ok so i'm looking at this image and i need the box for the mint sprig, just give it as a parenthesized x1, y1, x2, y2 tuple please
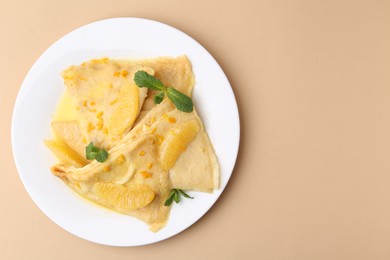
(164, 189, 194, 206)
(134, 71, 193, 113)
(85, 142, 108, 162)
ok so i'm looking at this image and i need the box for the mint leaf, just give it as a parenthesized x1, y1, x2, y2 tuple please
(178, 189, 194, 199)
(86, 142, 99, 160)
(168, 189, 176, 198)
(134, 71, 165, 91)
(173, 191, 180, 203)
(166, 87, 193, 112)
(164, 189, 194, 206)
(154, 91, 165, 104)
(95, 149, 108, 162)
(85, 142, 108, 162)
(164, 192, 174, 206)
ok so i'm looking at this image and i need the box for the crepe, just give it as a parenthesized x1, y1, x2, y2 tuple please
(46, 56, 219, 231)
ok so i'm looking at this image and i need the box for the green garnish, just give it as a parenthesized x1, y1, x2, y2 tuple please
(166, 87, 193, 112)
(85, 142, 108, 162)
(164, 189, 194, 206)
(154, 91, 165, 104)
(134, 71, 165, 91)
(134, 70, 193, 112)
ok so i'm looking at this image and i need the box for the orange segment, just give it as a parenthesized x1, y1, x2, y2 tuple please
(108, 81, 139, 135)
(44, 139, 88, 167)
(51, 121, 85, 157)
(94, 183, 155, 210)
(159, 120, 200, 170)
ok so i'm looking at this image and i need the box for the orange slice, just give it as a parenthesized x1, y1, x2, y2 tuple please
(159, 120, 200, 170)
(44, 139, 88, 167)
(94, 183, 155, 210)
(108, 81, 139, 135)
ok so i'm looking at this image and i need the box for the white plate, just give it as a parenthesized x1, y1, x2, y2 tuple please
(12, 18, 240, 246)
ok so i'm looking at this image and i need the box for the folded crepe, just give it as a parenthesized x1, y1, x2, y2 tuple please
(46, 56, 219, 231)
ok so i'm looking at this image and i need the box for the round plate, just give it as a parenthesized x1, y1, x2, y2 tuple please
(12, 18, 240, 246)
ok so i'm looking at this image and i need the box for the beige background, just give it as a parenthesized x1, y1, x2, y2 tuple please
(1, 0, 390, 259)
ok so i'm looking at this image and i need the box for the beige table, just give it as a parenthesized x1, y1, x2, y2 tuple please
(2, 0, 390, 259)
